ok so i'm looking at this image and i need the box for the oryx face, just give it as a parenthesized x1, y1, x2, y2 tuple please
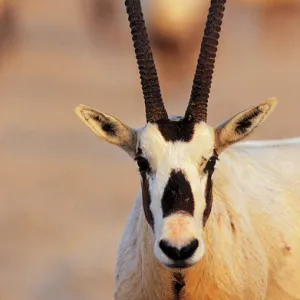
(137, 119, 215, 268)
(75, 0, 277, 269)
(75, 98, 277, 268)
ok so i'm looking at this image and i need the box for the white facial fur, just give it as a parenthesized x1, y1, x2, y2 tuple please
(138, 120, 215, 267)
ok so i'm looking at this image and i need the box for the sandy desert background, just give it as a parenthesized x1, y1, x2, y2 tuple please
(1, 0, 300, 299)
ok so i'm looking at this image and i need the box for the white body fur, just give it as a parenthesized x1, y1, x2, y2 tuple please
(115, 137, 300, 300)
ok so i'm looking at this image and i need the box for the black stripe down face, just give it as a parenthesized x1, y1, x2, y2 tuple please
(161, 170, 194, 217)
(136, 121, 217, 269)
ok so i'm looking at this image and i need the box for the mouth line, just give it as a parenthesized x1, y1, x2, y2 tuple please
(165, 260, 195, 269)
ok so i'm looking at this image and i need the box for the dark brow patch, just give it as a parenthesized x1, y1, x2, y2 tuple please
(156, 118, 195, 142)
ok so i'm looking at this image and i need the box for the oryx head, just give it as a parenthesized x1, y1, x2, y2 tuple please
(75, 0, 277, 269)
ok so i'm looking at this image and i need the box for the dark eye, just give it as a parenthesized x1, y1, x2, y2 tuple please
(204, 156, 217, 173)
(135, 156, 151, 173)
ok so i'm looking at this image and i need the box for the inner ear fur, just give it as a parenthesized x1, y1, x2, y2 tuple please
(75, 105, 137, 157)
(214, 98, 278, 154)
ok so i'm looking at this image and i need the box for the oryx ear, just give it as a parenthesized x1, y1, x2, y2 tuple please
(215, 98, 278, 154)
(75, 105, 137, 157)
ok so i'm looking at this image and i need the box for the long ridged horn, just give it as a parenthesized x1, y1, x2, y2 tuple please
(185, 0, 227, 122)
(125, 0, 168, 123)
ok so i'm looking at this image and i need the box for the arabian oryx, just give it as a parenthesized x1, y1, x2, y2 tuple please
(75, 0, 300, 299)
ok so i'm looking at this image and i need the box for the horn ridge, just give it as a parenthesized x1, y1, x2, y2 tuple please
(185, 0, 227, 123)
(125, 0, 168, 123)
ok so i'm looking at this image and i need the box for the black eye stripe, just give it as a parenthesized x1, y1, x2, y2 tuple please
(203, 154, 219, 173)
(203, 151, 218, 226)
(135, 148, 151, 173)
(136, 156, 151, 173)
(203, 172, 213, 226)
(204, 158, 216, 172)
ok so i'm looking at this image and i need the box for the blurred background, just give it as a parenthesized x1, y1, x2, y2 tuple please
(1, 0, 300, 299)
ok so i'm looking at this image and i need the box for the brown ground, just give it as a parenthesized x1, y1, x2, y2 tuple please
(1, 1, 300, 300)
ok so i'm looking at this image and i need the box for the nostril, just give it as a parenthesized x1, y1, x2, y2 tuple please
(180, 239, 199, 260)
(159, 239, 199, 261)
(159, 240, 180, 261)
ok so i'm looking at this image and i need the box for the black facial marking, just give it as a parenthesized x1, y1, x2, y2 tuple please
(135, 156, 151, 174)
(173, 272, 185, 300)
(101, 121, 116, 136)
(203, 172, 213, 226)
(162, 170, 194, 217)
(136, 148, 154, 229)
(160, 239, 198, 261)
(135, 148, 151, 174)
(141, 172, 154, 229)
(235, 107, 262, 135)
(203, 152, 218, 226)
(156, 118, 195, 142)
(204, 156, 217, 173)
